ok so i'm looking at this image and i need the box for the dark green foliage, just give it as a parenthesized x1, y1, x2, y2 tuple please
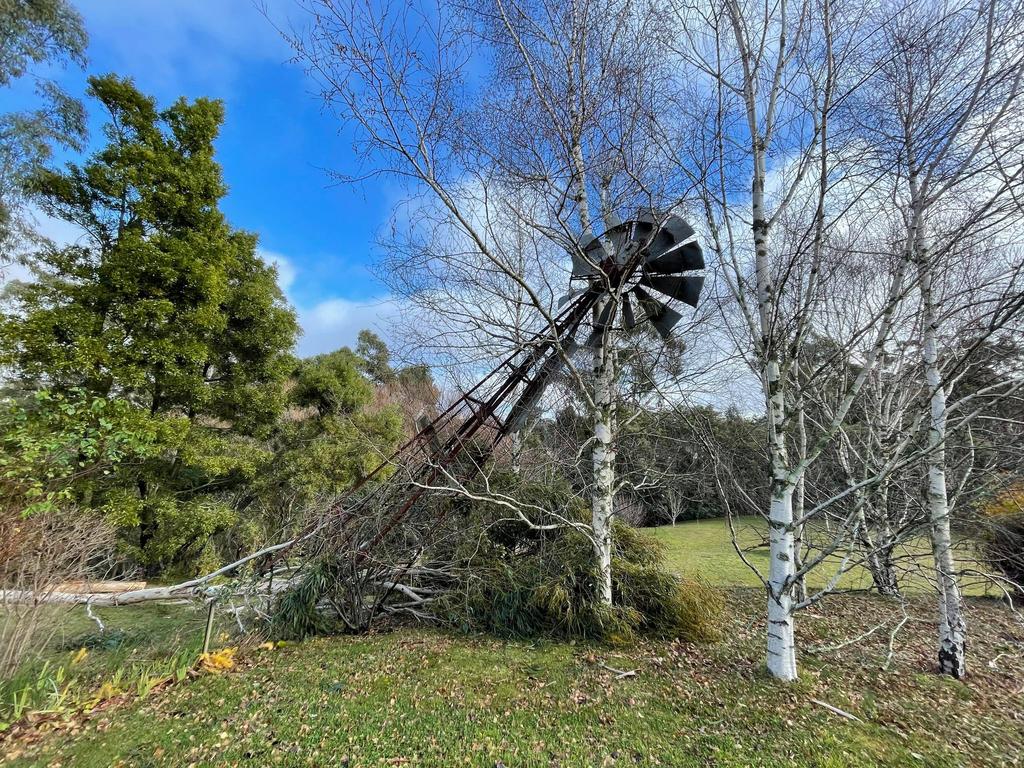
(611, 527, 723, 640)
(355, 329, 394, 386)
(291, 348, 373, 417)
(0, 75, 299, 573)
(272, 559, 346, 639)
(448, 516, 722, 643)
(438, 474, 723, 643)
(549, 405, 765, 527)
(269, 468, 722, 644)
(242, 346, 404, 548)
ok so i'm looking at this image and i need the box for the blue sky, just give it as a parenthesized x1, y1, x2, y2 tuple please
(5, 0, 398, 357)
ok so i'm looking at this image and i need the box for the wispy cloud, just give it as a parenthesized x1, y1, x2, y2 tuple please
(297, 295, 400, 358)
(257, 248, 298, 293)
(80, 0, 291, 95)
(256, 249, 398, 357)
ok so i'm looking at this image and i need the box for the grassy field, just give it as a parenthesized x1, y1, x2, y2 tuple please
(2, 519, 1022, 767)
(7, 601, 219, 678)
(649, 516, 993, 595)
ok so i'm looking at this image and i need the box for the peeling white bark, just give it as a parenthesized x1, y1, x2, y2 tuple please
(753, 120, 798, 679)
(592, 295, 616, 606)
(766, 359, 798, 681)
(919, 245, 967, 678)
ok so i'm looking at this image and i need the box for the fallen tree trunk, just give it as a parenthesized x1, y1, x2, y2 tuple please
(1, 536, 302, 606)
(54, 580, 148, 594)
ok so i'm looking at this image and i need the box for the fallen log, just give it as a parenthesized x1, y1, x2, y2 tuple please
(53, 580, 147, 594)
(1, 535, 303, 606)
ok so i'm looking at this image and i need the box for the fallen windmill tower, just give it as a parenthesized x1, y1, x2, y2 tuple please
(6, 210, 704, 621)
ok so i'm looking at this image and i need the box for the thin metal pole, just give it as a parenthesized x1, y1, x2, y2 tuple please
(202, 601, 215, 654)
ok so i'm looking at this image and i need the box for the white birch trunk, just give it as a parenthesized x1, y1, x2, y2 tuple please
(591, 296, 616, 606)
(752, 130, 799, 680)
(766, 360, 798, 681)
(918, 249, 968, 678)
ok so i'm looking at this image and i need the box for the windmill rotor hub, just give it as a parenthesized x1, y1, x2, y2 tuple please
(564, 209, 705, 341)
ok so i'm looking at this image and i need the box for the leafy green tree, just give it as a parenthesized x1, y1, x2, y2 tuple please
(0, 75, 298, 573)
(0, 0, 87, 252)
(355, 329, 394, 386)
(0, 388, 169, 517)
(244, 347, 404, 537)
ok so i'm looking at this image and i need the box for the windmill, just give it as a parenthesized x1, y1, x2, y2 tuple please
(311, 208, 705, 567)
(53, 212, 706, 619)
(499, 210, 705, 437)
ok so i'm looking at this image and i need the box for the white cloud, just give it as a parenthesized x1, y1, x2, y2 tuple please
(257, 247, 398, 357)
(257, 248, 297, 292)
(296, 296, 400, 358)
(79, 0, 292, 94)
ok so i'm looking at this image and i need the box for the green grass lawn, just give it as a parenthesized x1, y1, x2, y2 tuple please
(649, 517, 778, 587)
(1, 599, 235, 695)
(649, 516, 992, 595)
(3, 520, 1021, 767)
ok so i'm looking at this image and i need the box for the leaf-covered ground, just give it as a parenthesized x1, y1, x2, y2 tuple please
(4, 588, 1022, 768)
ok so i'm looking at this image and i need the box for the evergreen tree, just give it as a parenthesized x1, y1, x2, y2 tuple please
(0, 75, 299, 573)
(355, 329, 394, 386)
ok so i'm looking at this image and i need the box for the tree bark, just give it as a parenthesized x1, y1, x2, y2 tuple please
(753, 129, 798, 679)
(766, 360, 798, 681)
(867, 546, 901, 597)
(919, 249, 967, 678)
(591, 296, 616, 606)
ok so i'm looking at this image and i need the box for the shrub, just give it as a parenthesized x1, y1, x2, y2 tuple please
(437, 476, 723, 643)
(980, 484, 1024, 594)
(271, 473, 724, 645)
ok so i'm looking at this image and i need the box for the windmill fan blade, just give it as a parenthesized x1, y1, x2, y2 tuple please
(633, 208, 659, 239)
(650, 304, 684, 340)
(637, 274, 705, 308)
(646, 215, 696, 260)
(603, 220, 632, 265)
(571, 253, 597, 278)
(632, 287, 684, 339)
(646, 241, 704, 273)
(621, 292, 640, 330)
(573, 233, 604, 278)
(557, 288, 583, 308)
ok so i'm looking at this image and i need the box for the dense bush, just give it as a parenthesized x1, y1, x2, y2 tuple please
(270, 470, 723, 644)
(445, 512, 722, 643)
(424, 472, 723, 643)
(981, 484, 1024, 594)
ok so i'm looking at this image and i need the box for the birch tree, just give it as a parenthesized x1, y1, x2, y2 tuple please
(283, 0, 689, 605)
(851, 0, 1024, 677)
(668, 0, 917, 680)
